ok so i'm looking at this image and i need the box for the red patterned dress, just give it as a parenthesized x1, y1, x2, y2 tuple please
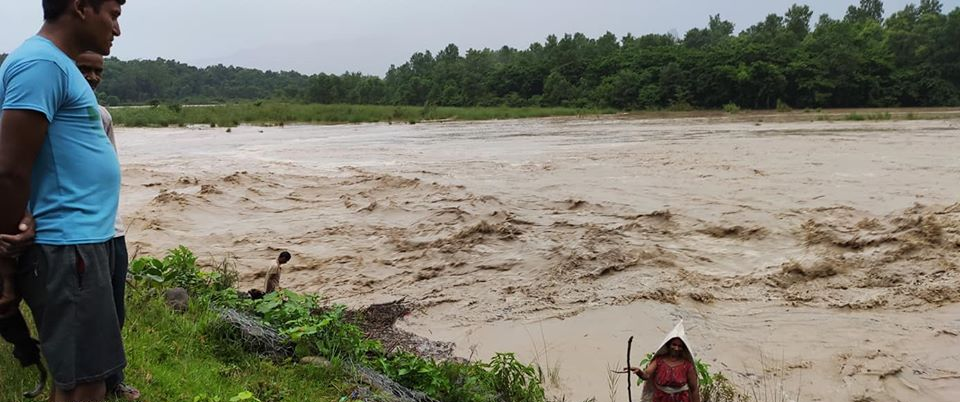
(652, 357, 693, 402)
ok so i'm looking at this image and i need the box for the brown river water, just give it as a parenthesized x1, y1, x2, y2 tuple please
(117, 115, 960, 402)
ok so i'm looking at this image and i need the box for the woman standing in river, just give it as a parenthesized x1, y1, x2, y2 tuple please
(626, 322, 700, 402)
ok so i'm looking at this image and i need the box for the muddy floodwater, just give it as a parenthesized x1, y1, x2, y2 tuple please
(117, 116, 960, 402)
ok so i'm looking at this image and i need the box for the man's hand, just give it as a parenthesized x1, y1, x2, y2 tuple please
(0, 211, 35, 259)
(0, 260, 19, 317)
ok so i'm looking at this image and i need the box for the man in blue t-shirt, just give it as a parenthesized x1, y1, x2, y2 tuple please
(0, 1, 127, 401)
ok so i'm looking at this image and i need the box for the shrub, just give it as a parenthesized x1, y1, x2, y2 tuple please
(129, 246, 236, 294)
(701, 373, 747, 402)
(775, 99, 792, 112)
(488, 352, 545, 402)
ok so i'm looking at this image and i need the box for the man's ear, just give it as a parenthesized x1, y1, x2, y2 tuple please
(71, 0, 89, 21)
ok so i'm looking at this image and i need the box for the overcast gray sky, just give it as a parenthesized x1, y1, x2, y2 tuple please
(1, 0, 956, 75)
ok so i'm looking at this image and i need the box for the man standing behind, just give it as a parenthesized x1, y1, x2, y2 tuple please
(76, 50, 140, 401)
(0, 1, 127, 401)
(265, 251, 292, 294)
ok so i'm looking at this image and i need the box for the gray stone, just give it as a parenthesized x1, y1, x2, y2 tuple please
(164, 287, 189, 313)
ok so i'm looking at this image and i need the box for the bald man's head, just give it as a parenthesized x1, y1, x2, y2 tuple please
(76, 51, 105, 90)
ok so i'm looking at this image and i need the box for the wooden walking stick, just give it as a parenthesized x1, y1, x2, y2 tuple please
(626, 336, 634, 402)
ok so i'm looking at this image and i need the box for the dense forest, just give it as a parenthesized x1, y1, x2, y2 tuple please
(2, 0, 958, 109)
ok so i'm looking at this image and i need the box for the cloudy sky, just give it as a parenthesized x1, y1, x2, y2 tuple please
(1, 0, 955, 75)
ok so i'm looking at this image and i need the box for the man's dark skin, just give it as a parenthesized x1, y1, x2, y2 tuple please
(0, 215, 35, 260)
(0, 1, 122, 400)
(76, 52, 106, 90)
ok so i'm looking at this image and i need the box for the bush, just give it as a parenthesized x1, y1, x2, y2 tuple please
(723, 103, 741, 114)
(775, 99, 792, 112)
(667, 101, 695, 112)
(844, 112, 891, 121)
(376, 351, 545, 402)
(129, 246, 236, 295)
(488, 353, 545, 402)
(700, 373, 746, 402)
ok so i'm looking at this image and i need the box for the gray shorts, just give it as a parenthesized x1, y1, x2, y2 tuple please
(16, 241, 127, 390)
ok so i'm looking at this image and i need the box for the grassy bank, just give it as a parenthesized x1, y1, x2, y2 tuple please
(0, 291, 352, 401)
(108, 102, 960, 128)
(109, 103, 615, 127)
(1, 246, 551, 402)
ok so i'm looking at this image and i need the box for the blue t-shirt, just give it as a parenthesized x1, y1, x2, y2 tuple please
(0, 36, 120, 245)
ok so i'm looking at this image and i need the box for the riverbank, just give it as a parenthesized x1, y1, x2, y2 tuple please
(108, 102, 960, 128)
(109, 103, 616, 127)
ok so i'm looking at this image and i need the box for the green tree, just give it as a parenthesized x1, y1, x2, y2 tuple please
(543, 70, 576, 106)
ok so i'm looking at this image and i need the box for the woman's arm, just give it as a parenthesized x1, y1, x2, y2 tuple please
(638, 358, 658, 381)
(688, 362, 701, 402)
(626, 357, 658, 381)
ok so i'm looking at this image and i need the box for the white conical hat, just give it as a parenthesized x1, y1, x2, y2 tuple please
(653, 320, 695, 362)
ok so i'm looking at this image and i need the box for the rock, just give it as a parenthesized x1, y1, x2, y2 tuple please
(164, 287, 189, 313)
(300, 356, 331, 367)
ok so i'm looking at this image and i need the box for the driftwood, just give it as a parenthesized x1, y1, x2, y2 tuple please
(627, 336, 634, 402)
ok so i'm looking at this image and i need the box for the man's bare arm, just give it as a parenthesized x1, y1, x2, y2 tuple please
(0, 109, 48, 313)
(0, 211, 36, 258)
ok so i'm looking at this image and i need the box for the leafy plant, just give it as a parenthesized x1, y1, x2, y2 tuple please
(129, 246, 238, 294)
(377, 352, 450, 397)
(488, 353, 546, 402)
(229, 391, 262, 402)
(700, 373, 747, 402)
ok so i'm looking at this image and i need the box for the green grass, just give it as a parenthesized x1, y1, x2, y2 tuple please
(0, 306, 39, 399)
(844, 111, 892, 121)
(109, 102, 616, 127)
(0, 291, 355, 401)
(110, 102, 960, 128)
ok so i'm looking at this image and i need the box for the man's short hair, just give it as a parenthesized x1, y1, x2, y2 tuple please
(279, 251, 292, 261)
(43, 0, 126, 22)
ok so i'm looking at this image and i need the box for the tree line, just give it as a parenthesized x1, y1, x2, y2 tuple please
(2, 0, 958, 109)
